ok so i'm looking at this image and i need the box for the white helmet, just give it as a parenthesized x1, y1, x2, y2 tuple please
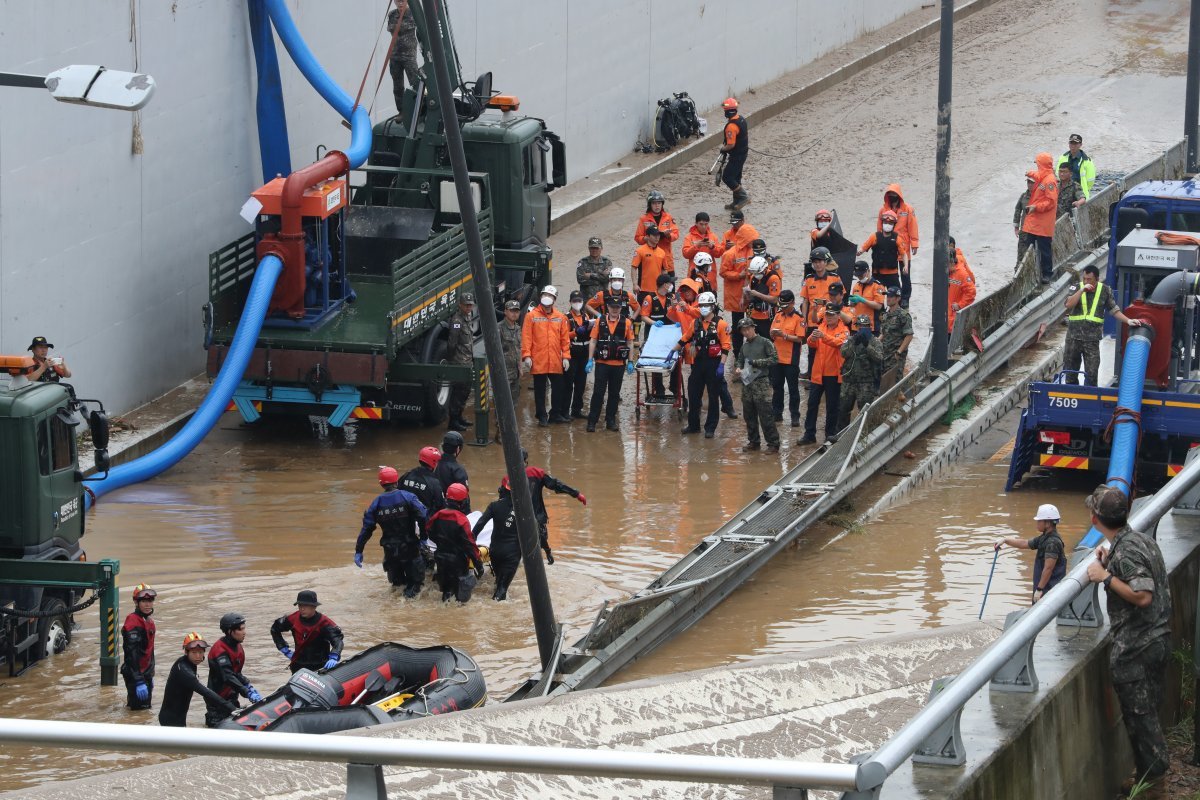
(697, 291, 717, 305)
(1034, 504, 1060, 521)
(609, 267, 626, 281)
(692, 252, 714, 270)
(748, 256, 768, 276)
(541, 285, 558, 299)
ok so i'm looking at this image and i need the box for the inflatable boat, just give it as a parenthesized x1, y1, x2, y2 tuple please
(218, 642, 486, 733)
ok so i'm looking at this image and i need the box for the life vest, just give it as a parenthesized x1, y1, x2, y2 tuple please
(645, 295, 672, 324)
(568, 310, 592, 353)
(283, 611, 335, 659)
(693, 319, 723, 359)
(428, 509, 475, 562)
(724, 115, 748, 158)
(602, 289, 634, 319)
(871, 231, 900, 273)
(1033, 531, 1068, 591)
(1068, 287, 1105, 324)
(594, 316, 631, 362)
(208, 637, 246, 700)
(749, 272, 776, 314)
(121, 610, 156, 675)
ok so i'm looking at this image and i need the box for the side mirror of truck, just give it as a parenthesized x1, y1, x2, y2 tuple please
(94, 449, 111, 475)
(88, 410, 109, 451)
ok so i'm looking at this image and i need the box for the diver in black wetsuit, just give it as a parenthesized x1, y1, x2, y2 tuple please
(501, 448, 586, 565)
(159, 632, 235, 727)
(474, 484, 520, 601)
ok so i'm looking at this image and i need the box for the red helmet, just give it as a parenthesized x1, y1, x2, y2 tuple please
(132, 583, 157, 602)
(721, 97, 738, 111)
(378, 466, 400, 485)
(815, 209, 832, 222)
(418, 446, 441, 470)
(446, 483, 469, 502)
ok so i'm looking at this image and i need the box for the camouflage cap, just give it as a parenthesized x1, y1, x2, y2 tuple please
(857, 315, 871, 327)
(504, 300, 521, 311)
(459, 292, 475, 305)
(886, 286, 902, 297)
(588, 236, 603, 248)
(736, 316, 757, 328)
(1068, 133, 1083, 144)
(1085, 485, 1128, 519)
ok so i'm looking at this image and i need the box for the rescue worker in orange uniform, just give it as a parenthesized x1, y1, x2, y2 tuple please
(1022, 152, 1059, 283)
(858, 211, 902, 295)
(719, 209, 759, 355)
(690, 252, 718, 296)
(642, 273, 679, 398)
(587, 267, 641, 320)
(521, 285, 572, 426)
(586, 296, 637, 432)
(877, 185, 919, 307)
(632, 227, 672, 302)
(744, 255, 782, 337)
(719, 97, 750, 210)
(673, 292, 732, 438)
(947, 237, 977, 334)
(668, 279, 734, 417)
(800, 304, 850, 445)
(565, 291, 594, 419)
(634, 190, 679, 277)
(681, 211, 725, 277)
(122, 583, 158, 710)
(809, 210, 856, 289)
(799, 247, 844, 376)
(769, 289, 807, 428)
(844, 261, 886, 332)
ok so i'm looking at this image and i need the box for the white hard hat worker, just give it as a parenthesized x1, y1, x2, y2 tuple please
(539, 286, 558, 306)
(1034, 504, 1060, 521)
(692, 252, 714, 271)
(748, 255, 768, 276)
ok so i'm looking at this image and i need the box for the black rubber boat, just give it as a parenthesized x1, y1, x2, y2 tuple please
(218, 642, 486, 733)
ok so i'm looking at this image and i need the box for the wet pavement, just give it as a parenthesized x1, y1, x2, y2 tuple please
(1, 0, 1192, 791)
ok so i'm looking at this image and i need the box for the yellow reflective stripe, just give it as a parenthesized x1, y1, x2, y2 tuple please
(1067, 288, 1103, 323)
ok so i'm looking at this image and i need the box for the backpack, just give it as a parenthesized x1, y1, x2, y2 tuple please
(648, 92, 702, 152)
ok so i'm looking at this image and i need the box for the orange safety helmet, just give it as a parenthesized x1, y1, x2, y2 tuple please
(446, 483, 469, 502)
(815, 209, 832, 222)
(378, 466, 400, 485)
(132, 583, 157, 602)
(418, 446, 441, 470)
(722, 97, 738, 111)
(880, 211, 898, 223)
(182, 631, 209, 651)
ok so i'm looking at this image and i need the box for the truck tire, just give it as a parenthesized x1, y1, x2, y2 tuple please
(419, 327, 451, 427)
(35, 597, 71, 660)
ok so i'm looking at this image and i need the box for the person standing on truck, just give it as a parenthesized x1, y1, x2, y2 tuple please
(445, 293, 476, 433)
(1063, 264, 1146, 386)
(733, 317, 780, 453)
(565, 291, 593, 419)
(522, 286, 572, 426)
(387, 4, 420, 115)
(632, 227, 672, 304)
(401, 446, 445, 515)
(435, 431, 470, 508)
(1012, 172, 1036, 269)
(585, 296, 636, 433)
(634, 190, 679, 277)
(27, 336, 71, 383)
(576, 237, 612, 302)
(427, 484, 484, 603)
(121, 584, 158, 711)
(876, 185, 919, 308)
(205, 612, 262, 727)
(474, 484, 518, 601)
(719, 98, 750, 211)
(270, 590, 344, 674)
(159, 632, 235, 728)
(1022, 152, 1059, 284)
(502, 449, 587, 565)
(994, 504, 1067, 603)
(354, 466, 430, 598)
(1056, 133, 1096, 199)
(1085, 486, 1172, 793)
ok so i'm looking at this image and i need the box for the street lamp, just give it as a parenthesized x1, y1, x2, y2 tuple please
(0, 65, 155, 110)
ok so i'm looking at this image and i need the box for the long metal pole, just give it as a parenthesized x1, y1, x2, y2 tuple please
(930, 0, 953, 370)
(422, 0, 558, 669)
(1186, 0, 1200, 172)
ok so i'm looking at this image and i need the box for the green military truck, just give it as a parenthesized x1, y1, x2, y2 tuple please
(204, 0, 564, 432)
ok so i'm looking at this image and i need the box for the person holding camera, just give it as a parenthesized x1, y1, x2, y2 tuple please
(27, 336, 71, 383)
(799, 249, 844, 376)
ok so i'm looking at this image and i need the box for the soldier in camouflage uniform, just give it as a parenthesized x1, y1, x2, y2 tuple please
(1056, 164, 1085, 217)
(445, 293, 475, 432)
(388, 5, 420, 115)
(733, 317, 780, 452)
(576, 236, 612, 309)
(837, 315, 884, 428)
(1064, 265, 1145, 386)
(498, 300, 523, 405)
(1085, 486, 1171, 796)
(1013, 173, 1035, 269)
(878, 286, 913, 379)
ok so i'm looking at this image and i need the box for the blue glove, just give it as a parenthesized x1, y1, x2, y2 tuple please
(323, 653, 340, 670)
(585, 359, 594, 374)
(716, 363, 725, 379)
(279, 646, 293, 660)
(134, 681, 149, 703)
(653, 319, 664, 328)
(246, 686, 263, 704)
(626, 361, 635, 375)
(354, 552, 363, 568)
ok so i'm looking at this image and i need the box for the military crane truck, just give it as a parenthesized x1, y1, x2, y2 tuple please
(1006, 179, 1200, 490)
(204, 0, 564, 432)
(0, 358, 122, 683)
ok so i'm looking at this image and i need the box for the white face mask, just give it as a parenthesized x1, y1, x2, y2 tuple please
(611, 280, 624, 291)
(540, 295, 554, 307)
(882, 224, 895, 233)
(700, 305, 714, 317)
(570, 301, 583, 312)
(817, 221, 830, 230)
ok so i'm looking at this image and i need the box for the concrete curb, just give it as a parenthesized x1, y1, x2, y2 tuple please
(549, 0, 1006, 234)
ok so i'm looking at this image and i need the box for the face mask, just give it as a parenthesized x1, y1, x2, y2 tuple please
(700, 305, 714, 317)
(570, 301, 583, 312)
(882, 224, 895, 233)
(660, 286, 674, 296)
(817, 221, 830, 230)
(611, 280, 624, 291)
(541, 296, 554, 307)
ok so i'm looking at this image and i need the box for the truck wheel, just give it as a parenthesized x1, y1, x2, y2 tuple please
(36, 597, 71, 660)
(419, 327, 451, 427)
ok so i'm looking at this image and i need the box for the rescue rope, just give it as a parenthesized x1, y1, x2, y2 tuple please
(0, 589, 103, 619)
(1155, 231, 1200, 247)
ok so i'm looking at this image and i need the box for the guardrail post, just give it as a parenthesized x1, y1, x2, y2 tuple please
(469, 355, 490, 446)
(772, 787, 808, 799)
(838, 754, 882, 799)
(990, 610, 1039, 692)
(345, 762, 387, 800)
(1057, 549, 1104, 628)
(911, 676, 966, 766)
(98, 558, 120, 686)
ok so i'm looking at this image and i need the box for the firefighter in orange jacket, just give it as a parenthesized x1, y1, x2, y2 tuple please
(719, 210, 759, 353)
(586, 267, 641, 320)
(1022, 152, 1059, 283)
(521, 286, 572, 426)
(858, 211, 902, 297)
(947, 237, 977, 334)
(877, 184, 919, 307)
(799, 304, 850, 445)
(632, 227, 672, 301)
(690, 252, 718, 296)
(585, 296, 637, 432)
(634, 190, 679, 275)
(681, 211, 725, 269)
(843, 261, 886, 332)
(744, 255, 782, 336)
(799, 247, 844, 375)
(769, 289, 807, 428)
(673, 292, 732, 438)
